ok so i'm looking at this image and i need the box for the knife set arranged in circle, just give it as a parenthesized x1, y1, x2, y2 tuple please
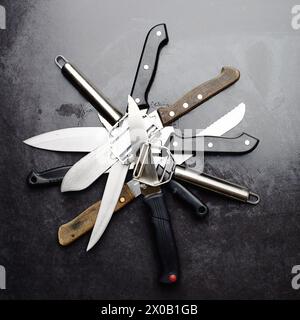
(24, 24, 260, 284)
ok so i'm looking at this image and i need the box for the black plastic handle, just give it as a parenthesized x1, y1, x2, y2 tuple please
(203, 133, 259, 154)
(166, 180, 208, 218)
(27, 166, 72, 186)
(130, 23, 168, 110)
(169, 132, 259, 154)
(143, 191, 179, 284)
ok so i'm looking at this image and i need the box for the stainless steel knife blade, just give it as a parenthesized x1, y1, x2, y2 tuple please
(61, 142, 118, 192)
(86, 160, 129, 251)
(23, 127, 109, 153)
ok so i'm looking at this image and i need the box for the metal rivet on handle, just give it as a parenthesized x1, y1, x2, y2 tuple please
(197, 94, 203, 100)
(119, 197, 126, 203)
(245, 140, 250, 146)
(183, 103, 189, 109)
(208, 142, 213, 148)
(135, 98, 140, 104)
(169, 111, 175, 117)
(156, 31, 162, 36)
(144, 65, 149, 70)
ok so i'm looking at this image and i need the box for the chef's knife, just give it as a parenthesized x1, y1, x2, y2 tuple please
(58, 179, 207, 246)
(24, 127, 109, 153)
(24, 128, 257, 154)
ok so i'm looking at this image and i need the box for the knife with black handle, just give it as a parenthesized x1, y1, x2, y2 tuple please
(169, 132, 259, 154)
(130, 23, 168, 110)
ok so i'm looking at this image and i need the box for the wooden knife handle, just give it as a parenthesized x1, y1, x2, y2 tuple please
(157, 66, 240, 125)
(58, 184, 135, 246)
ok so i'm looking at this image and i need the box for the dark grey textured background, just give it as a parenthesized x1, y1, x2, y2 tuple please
(0, 0, 299, 299)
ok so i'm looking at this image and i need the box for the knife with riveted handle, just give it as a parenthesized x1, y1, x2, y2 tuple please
(130, 23, 168, 110)
(157, 67, 240, 125)
(58, 183, 136, 246)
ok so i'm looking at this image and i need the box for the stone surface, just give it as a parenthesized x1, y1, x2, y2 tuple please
(0, 0, 299, 299)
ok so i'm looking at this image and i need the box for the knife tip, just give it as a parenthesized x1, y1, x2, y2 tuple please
(23, 138, 31, 145)
(239, 102, 246, 110)
(86, 241, 94, 252)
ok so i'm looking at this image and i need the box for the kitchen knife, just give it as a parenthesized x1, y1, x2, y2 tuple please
(23, 127, 109, 152)
(130, 23, 169, 110)
(87, 161, 129, 251)
(58, 179, 207, 246)
(24, 129, 257, 154)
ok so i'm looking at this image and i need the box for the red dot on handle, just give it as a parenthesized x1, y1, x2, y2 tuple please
(168, 274, 177, 283)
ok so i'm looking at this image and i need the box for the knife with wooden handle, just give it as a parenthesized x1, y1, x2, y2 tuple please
(58, 183, 136, 246)
(158, 67, 240, 125)
(58, 179, 208, 246)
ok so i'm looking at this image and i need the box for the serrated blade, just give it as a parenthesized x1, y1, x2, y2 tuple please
(197, 102, 245, 137)
(23, 127, 109, 152)
(170, 103, 246, 166)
